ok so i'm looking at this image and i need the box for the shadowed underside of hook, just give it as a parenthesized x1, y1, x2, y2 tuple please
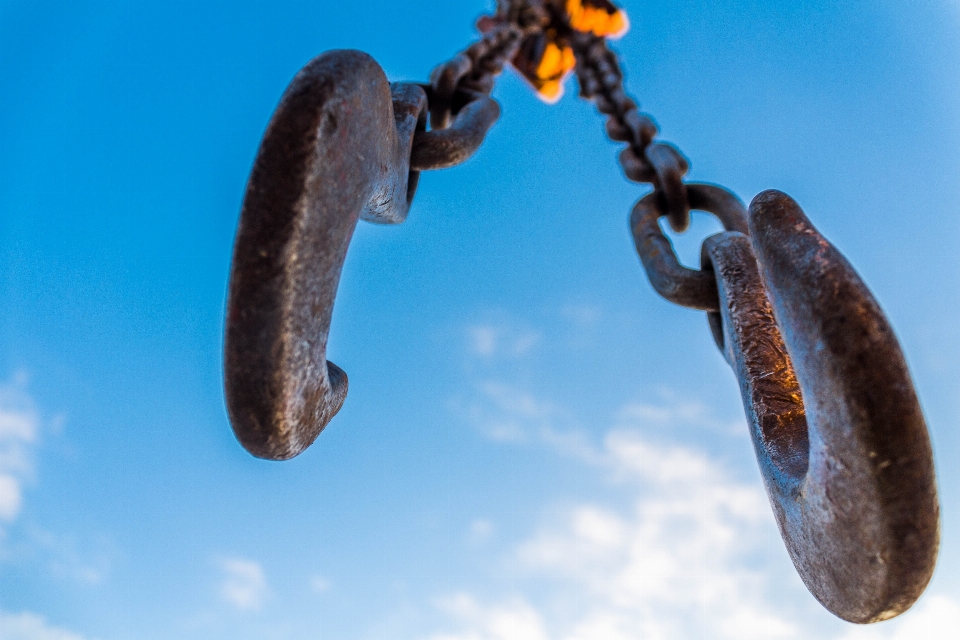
(703, 191, 939, 623)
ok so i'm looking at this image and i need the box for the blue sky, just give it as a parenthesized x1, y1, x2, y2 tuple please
(1, 1, 959, 638)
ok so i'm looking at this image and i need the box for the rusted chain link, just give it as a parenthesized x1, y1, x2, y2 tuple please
(630, 183, 748, 311)
(571, 32, 692, 232)
(411, 4, 548, 170)
(426, 21, 526, 129)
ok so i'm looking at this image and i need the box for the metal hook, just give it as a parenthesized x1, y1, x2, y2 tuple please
(701, 190, 939, 623)
(224, 50, 498, 460)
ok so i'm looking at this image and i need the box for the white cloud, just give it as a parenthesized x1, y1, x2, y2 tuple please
(438, 388, 958, 639)
(458, 381, 748, 470)
(512, 434, 794, 640)
(218, 557, 268, 611)
(430, 420, 800, 639)
(457, 382, 601, 464)
(310, 574, 332, 593)
(614, 387, 745, 436)
(457, 382, 558, 444)
(469, 519, 495, 545)
(0, 611, 93, 640)
(0, 474, 23, 521)
(429, 594, 550, 640)
(28, 527, 113, 586)
(837, 596, 960, 639)
(467, 325, 541, 359)
(0, 373, 40, 525)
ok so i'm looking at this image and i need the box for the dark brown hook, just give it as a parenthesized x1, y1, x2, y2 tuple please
(701, 191, 939, 623)
(224, 50, 497, 460)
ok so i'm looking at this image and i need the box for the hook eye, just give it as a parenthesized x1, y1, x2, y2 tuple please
(224, 51, 425, 460)
(704, 191, 939, 623)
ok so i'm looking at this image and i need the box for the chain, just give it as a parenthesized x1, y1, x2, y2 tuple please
(412, 0, 719, 305)
(570, 32, 693, 232)
(228, 5, 941, 618)
(414, 2, 698, 234)
(427, 5, 548, 129)
(407, 6, 545, 173)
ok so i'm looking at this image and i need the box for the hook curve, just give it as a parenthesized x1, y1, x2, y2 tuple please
(224, 50, 426, 461)
(225, 50, 500, 461)
(702, 191, 939, 623)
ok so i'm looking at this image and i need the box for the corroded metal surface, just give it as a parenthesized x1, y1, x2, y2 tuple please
(226, 50, 501, 461)
(701, 191, 939, 623)
(225, 51, 417, 460)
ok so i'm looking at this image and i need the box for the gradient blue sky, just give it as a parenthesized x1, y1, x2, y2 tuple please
(1, 1, 959, 639)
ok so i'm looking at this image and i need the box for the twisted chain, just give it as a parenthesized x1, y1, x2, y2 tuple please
(425, 5, 547, 130)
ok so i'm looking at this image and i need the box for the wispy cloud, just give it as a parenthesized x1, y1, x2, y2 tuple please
(468, 519, 495, 546)
(218, 557, 268, 611)
(467, 325, 541, 359)
(29, 526, 114, 586)
(310, 574, 332, 593)
(0, 373, 40, 527)
(430, 594, 549, 640)
(0, 611, 95, 640)
(456, 378, 748, 467)
(838, 596, 960, 639)
(614, 387, 746, 436)
(455, 382, 596, 456)
(438, 387, 958, 639)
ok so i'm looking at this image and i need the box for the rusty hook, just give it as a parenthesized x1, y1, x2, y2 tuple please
(224, 50, 498, 460)
(700, 191, 939, 623)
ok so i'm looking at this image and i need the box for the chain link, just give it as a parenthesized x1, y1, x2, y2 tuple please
(570, 32, 693, 232)
(413, 2, 695, 229)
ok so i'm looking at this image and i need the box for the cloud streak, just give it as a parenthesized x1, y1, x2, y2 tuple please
(467, 325, 541, 360)
(436, 384, 959, 639)
(0, 611, 94, 640)
(0, 373, 40, 527)
(218, 557, 268, 612)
